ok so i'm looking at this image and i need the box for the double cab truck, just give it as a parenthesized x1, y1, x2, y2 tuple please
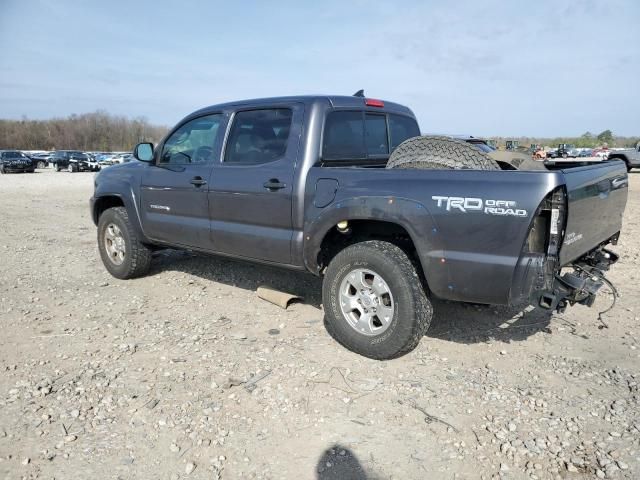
(90, 95, 628, 359)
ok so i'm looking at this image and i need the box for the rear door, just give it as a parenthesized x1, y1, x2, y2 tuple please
(140, 113, 226, 250)
(560, 161, 628, 264)
(207, 105, 303, 264)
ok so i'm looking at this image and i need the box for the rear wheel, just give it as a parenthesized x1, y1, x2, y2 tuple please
(55, 164, 61, 172)
(37, 161, 46, 169)
(97, 207, 152, 279)
(386, 136, 499, 170)
(67, 164, 75, 173)
(322, 240, 432, 360)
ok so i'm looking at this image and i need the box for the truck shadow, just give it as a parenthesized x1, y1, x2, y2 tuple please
(427, 299, 555, 344)
(150, 250, 560, 345)
(150, 249, 324, 307)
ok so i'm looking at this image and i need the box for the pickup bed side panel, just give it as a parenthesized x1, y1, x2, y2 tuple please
(303, 168, 564, 305)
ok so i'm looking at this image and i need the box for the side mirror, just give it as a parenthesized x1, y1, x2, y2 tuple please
(134, 142, 154, 162)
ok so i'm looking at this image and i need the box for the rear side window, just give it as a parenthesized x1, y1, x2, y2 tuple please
(322, 111, 365, 160)
(323, 111, 419, 161)
(224, 109, 292, 165)
(388, 114, 420, 150)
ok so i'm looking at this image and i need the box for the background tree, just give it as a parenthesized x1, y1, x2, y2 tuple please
(0, 111, 168, 151)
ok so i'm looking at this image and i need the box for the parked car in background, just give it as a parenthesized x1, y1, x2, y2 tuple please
(0, 150, 35, 173)
(51, 150, 101, 172)
(28, 151, 53, 168)
(578, 149, 593, 158)
(593, 148, 610, 160)
(548, 144, 576, 159)
(608, 143, 640, 171)
(111, 153, 134, 164)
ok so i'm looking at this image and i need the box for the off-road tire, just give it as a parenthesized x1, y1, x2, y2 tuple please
(386, 136, 500, 170)
(322, 240, 433, 360)
(97, 207, 152, 279)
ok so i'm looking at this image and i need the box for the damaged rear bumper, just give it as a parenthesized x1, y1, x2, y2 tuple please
(511, 236, 619, 312)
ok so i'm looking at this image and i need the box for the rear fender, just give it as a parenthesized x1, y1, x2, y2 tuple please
(303, 196, 449, 296)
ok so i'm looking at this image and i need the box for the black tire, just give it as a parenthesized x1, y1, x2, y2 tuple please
(0, 166, 4, 174)
(386, 136, 499, 170)
(55, 164, 61, 172)
(37, 161, 46, 169)
(67, 164, 75, 173)
(97, 207, 152, 279)
(322, 240, 433, 360)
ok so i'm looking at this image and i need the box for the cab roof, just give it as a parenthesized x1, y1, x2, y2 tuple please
(190, 95, 415, 118)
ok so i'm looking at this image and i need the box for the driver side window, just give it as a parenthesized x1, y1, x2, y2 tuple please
(160, 114, 222, 165)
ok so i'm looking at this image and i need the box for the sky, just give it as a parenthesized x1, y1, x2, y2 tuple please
(1, 0, 638, 137)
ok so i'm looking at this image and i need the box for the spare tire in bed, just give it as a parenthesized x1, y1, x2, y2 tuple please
(386, 136, 500, 171)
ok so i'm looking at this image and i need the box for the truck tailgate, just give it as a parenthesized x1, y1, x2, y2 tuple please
(560, 160, 628, 265)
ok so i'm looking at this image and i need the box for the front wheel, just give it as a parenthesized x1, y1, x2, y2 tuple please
(97, 207, 152, 279)
(322, 240, 433, 360)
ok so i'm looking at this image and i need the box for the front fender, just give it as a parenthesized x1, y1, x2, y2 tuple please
(93, 178, 147, 242)
(303, 195, 451, 298)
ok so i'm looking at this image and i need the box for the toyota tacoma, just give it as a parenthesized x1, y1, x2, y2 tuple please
(90, 95, 628, 359)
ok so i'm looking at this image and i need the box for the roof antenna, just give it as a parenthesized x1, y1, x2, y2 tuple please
(353, 89, 365, 97)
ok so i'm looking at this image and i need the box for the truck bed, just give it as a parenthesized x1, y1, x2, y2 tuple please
(303, 160, 628, 305)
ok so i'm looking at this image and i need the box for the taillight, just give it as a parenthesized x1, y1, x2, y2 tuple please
(365, 98, 384, 108)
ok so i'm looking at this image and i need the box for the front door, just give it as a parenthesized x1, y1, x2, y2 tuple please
(140, 113, 225, 250)
(207, 105, 303, 264)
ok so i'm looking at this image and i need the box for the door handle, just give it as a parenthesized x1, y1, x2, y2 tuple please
(263, 178, 286, 191)
(190, 176, 207, 187)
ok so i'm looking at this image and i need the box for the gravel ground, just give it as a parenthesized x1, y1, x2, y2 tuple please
(0, 168, 638, 480)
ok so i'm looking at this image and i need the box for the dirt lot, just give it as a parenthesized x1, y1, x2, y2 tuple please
(0, 169, 638, 480)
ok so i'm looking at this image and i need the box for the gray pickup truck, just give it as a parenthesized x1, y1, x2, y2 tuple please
(90, 95, 628, 359)
(608, 143, 640, 171)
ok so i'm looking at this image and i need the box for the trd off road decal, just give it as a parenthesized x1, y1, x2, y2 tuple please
(432, 196, 528, 217)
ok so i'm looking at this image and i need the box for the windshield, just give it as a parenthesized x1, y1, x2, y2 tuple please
(2, 151, 27, 159)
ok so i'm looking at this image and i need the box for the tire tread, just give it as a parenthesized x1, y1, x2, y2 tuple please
(386, 135, 499, 170)
(323, 240, 432, 360)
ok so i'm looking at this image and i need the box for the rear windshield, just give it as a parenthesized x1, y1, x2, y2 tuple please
(322, 111, 419, 162)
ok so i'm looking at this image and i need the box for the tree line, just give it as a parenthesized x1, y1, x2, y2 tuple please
(0, 111, 168, 152)
(490, 130, 639, 149)
(1, 112, 637, 152)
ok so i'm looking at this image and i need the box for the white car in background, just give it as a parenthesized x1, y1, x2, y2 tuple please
(111, 153, 134, 164)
